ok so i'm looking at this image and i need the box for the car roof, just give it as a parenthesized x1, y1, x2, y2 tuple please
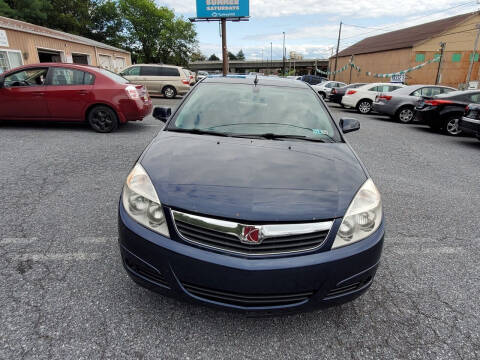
(130, 64, 180, 68)
(202, 75, 310, 88)
(2, 62, 103, 74)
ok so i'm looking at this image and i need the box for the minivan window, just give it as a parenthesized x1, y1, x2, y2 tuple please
(169, 83, 341, 141)
(140, 66, 159, 76)
(160, 67, 180, 76)
(123, 66, 140, 76)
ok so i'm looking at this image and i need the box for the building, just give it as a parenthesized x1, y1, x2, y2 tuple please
(0, 16, 131, 74)
(289, 51, 303, 60)
(328, 11, 480, 88)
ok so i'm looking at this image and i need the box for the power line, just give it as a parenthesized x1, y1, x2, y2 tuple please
(341, 1, 477, 41)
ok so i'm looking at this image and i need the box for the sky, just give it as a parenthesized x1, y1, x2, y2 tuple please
(157, 0, 480, 60)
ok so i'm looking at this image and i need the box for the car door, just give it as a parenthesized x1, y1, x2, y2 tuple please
(120, 66, 142, 85)
(0, 67, 50, 120)
(43, 67, 94, 121)
(139, 66, 162, 93)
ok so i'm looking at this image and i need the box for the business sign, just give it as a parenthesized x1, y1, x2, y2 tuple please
(196, 0, 249, 18)
(0, 30, 9, 47)
(390, 73, 405, 83)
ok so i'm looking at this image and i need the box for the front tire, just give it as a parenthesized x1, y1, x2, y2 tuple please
(357, 99, 372, 114)
(396, 106, 415, 123)
(163, 86, 176, 99)
(88, 106, 118, 133)
(442, 114, 462, 136)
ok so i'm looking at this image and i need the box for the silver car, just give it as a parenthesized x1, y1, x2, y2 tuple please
(373, 85, 456, 123)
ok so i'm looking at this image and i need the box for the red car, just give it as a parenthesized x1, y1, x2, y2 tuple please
(0, 63, 152, 132)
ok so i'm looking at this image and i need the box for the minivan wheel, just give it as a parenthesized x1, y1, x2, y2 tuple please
(357, 100, 372, 114)
(396, 106, 415, 123)
(163, 86, 176, 99)
(443, 115, 462, 136)
(88, 106, 118, 133)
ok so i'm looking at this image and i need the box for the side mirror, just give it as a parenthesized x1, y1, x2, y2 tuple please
(153, 106, 172, 122)
(339, 118, 360, 134)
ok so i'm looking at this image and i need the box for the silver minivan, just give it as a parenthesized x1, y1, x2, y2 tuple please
(120, 64, 190, 99)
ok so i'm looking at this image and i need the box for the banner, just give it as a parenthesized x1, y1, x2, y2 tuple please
(316, 57, 439, 78)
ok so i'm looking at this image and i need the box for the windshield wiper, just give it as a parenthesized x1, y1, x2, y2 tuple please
(167, 128, 232, 137)
(253, 133, 329, 142)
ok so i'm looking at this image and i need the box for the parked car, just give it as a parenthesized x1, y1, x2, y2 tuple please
(372, 85, 456, 123)
(120, 64, 190, 99)
(0, 63, 152, 133)
(459, 104, 480, 141)
(197, 71, 209, 80)
(183, 69, 196, 85)
(341, 83, 405, 114)
(329, 83, 367, 105)
(415, 90, 480, 136)
(311, 80, 347, 99)
(119, 76, 384, 312)
(300, 74, 328, 85)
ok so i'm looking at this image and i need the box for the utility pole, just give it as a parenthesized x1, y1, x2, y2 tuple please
(349, 55, 354, 84)
(261, 48, 264, 70)
(333, 21, 342, 80)
(435, 42, 446, 85)
(466, 24, 480, 87)
(282, 32, 286, 76)
(270, 42, 273, 75)
(221, 18, 228, 76)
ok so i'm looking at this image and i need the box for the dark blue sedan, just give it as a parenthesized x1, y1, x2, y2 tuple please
(118, 76, 384, 312)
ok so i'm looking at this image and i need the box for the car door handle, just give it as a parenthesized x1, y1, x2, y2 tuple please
(77, 90, 89, 95)
(32, 91, 45, 96)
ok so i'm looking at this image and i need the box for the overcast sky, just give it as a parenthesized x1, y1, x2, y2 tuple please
(157, 0, 479, 60)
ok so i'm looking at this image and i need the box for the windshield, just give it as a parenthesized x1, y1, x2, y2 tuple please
(167, 83, 341, 141)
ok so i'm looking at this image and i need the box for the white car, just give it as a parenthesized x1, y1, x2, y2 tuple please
(341, 83, 406, 114)
(197, 71, 209, 80)
(311, 81, 346, 99)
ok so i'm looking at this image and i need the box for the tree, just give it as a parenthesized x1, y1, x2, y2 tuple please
(190, 50, 206, 62)
(119, 0, 197, 66)
(87, 1, 126, 48)
(208, 54, 220, 61)
(236, 49, 245, 61)
(228, 51, 237, 60)
(0, 0, 52, 25)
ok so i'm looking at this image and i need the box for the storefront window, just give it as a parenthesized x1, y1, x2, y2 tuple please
(0, 50, 23, 73)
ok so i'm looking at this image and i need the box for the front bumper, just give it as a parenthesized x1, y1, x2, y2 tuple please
(118, 203, 384, 313)
(459, 117, 480, 137)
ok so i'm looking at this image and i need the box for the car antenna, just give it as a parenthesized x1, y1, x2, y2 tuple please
(254, 74, 258, 87)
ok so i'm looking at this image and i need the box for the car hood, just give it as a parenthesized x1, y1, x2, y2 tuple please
(139, 132, 368, 222)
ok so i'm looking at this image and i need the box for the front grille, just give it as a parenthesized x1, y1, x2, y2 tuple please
(325, 282, 361, 297)
(174, 219, 330, 255)
(182, 282, 313, 307)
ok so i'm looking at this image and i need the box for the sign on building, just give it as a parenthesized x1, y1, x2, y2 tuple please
(196, 0, 249, 18)
(390, 73, 405, 83)
(0, 30, 9, 47)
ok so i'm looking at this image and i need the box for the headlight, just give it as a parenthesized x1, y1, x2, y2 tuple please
(122, 163, 170, 237)
(332, 178, 382, 249)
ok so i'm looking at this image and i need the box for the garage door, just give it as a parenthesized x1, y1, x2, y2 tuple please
(114, 57, 126, 72)
(72, 54, 89, 65)
(98, 55, 113, 70)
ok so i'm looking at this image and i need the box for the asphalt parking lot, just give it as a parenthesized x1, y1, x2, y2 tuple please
(1, 97, 479, 360)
